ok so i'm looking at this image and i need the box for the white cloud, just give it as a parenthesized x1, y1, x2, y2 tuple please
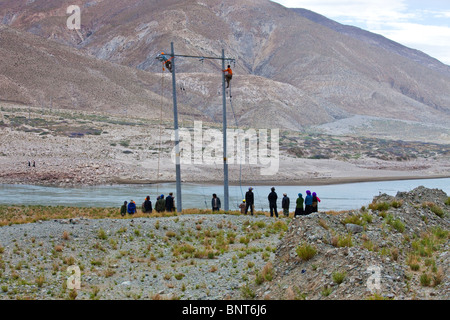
(273, 0, 411, 23)
(433, 11, 450, 18)
(374, 22, 450, 64)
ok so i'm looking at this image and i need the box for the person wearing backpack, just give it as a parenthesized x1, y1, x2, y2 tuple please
(143, 196, 152, 213)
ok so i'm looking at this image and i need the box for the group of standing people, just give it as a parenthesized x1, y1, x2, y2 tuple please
(119, 187, 321, 217)
(293, 190, 321, 216)
(222, 187, 321, 218)
(266, 187, 320, 218)
(120, 192, 176, 216)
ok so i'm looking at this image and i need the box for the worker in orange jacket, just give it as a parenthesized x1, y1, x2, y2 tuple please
(222, 65, 232, 88)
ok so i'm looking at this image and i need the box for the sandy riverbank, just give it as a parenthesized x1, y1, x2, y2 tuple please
(1, 105, 449, 188)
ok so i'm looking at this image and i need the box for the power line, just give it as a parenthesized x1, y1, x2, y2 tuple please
(156, 43, 236, 212)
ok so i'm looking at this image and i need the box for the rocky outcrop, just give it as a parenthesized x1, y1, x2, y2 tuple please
(251, 187, 449, 300)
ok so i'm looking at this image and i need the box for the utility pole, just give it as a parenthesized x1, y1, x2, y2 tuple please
(221, 49, 229, 211)
(170, 42, 183, 213)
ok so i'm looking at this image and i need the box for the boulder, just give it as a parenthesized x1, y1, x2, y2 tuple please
(345, 223, 364, 234)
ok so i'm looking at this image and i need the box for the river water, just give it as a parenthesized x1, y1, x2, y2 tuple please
(0, 178, 448, 212)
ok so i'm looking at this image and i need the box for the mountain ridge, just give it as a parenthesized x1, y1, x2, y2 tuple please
(1, 0, 449, 130)
(291, 8, 450, 76)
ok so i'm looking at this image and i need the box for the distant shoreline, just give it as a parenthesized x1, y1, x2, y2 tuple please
(1, 174, 449, 189)
(110, 174, 450, 187)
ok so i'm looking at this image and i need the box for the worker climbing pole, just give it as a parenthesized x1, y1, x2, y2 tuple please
(157, 52, 173, 72)
(222, 64, 233, 89)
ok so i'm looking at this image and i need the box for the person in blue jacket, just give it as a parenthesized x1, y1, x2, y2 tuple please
(304, 190, 313, 215)
(127, 200, 137, 214)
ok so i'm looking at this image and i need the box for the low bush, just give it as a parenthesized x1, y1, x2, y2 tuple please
(296, 243, 317, 261)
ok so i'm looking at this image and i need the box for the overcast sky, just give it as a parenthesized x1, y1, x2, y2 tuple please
(271, 0, 450, 65)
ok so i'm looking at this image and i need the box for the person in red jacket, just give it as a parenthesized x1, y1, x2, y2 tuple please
(222, 65, 232, 88)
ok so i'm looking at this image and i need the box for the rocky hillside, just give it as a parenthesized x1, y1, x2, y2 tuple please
(245, 186, 449, 300)
(0, 186, 447, 300)
(0, 24, 203, 119)
(1, 0, 450, 129)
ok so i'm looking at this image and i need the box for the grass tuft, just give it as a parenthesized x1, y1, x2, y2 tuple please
(296, 243, 317, 261)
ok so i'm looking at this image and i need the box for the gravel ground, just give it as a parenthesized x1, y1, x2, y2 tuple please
(0, 213, 286, 300)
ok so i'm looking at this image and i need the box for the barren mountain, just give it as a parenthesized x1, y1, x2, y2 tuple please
(0, 24, 330, 128)
(1, 0, 450, 130)
(0, 24, 202, 119)
(291, 8, 450, 77)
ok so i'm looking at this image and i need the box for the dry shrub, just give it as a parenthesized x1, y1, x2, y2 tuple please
(433, 268, 444, 287)
(285, 286, 295, 300)
(391, 248, 399, 261)
(62, 231, 70, 240)
(330, 236, 338, 247)
(262, 262, 274, 281)
(210, 265, 218, 272)
(318, 219, 329, 230)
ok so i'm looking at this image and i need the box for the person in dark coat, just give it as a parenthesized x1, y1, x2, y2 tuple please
(120, 201, 128, 216)
(282, 193, 290, 217)
(143, 196, 152, 213)
(211, 193, 221, 211)
(295, 193, 304, 217)
(165, 192, 174, 212)
(268, 187, 278, 218)
(312, 192, 321, 212)
(245, 187, 254, 215)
